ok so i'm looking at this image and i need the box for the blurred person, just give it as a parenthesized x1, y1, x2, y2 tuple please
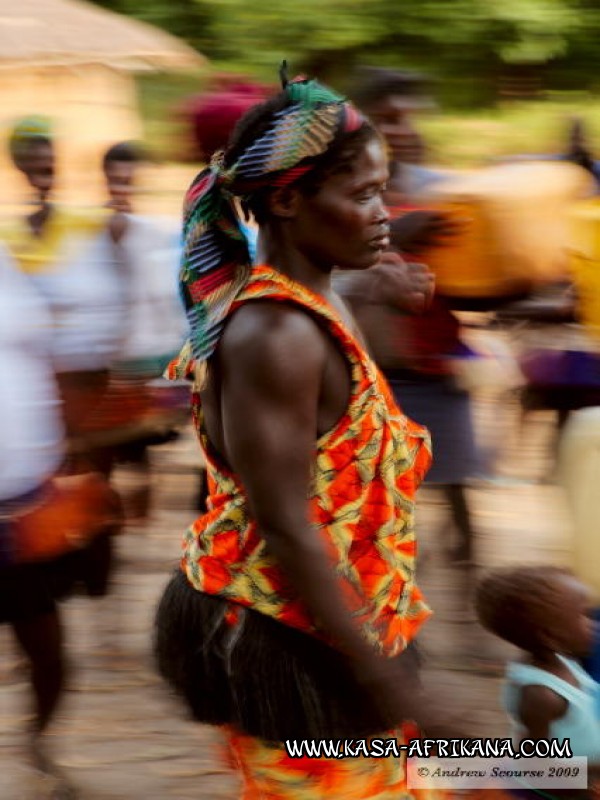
(81, 141, 188, 521)
(563, 117, 600, 185)
(0, 244, 75, 797)
(341, 67, 481, 567)
(506, 116, 600, 190)
(476, 567, 600, 797)
(156, 73, 460, 799)
(1, 119, 125, 614)
(2, 117, 127, 447)
(183, 76, 268, 164)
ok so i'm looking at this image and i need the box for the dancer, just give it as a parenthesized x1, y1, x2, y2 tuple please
(156, 72, 456, 798)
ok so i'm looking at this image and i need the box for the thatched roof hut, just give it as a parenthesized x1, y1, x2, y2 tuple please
(0, 0, 205, 71)
(0, 0, 206, 204)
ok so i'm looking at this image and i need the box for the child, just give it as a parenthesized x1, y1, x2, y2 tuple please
(476, 566, 600, 798)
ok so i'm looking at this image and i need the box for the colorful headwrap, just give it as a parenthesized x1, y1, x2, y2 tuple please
(9, 116, 52, 166)
(180, 76, 365, 364)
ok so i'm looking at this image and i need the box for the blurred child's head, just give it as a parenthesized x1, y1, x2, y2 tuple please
(475, 566, 594, 659)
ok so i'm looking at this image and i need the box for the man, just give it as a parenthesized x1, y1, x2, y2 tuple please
(336, 67, 480, 566)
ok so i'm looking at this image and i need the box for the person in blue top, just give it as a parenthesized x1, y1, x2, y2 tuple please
(476, 566, 600, 796)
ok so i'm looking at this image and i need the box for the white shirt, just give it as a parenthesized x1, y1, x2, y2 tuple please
(29, 225, 128, 373)
(0, 247, 63, 501)
(115, 215, 186, 362)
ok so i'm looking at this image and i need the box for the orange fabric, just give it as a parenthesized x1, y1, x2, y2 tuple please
(13, 473, 121, 564)
(226, 727, 447, 800)
(168, 265, 432, 656)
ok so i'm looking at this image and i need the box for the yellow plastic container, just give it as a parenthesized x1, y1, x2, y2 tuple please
(419, 161, 595, 299)
(559, 408, 600, 598)
(569, 198, 600, 341)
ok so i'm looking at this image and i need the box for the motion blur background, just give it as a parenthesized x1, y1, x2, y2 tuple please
(5, 0, 600, 207)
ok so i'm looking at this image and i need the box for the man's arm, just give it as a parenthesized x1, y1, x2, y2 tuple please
(334, 253, 434, 315)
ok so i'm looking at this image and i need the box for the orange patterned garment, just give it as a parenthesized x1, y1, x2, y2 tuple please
(168, 265, 432, 657)
(225, 726, 444, 800)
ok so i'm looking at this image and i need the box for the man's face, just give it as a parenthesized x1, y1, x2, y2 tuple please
(365, 95, 424, 165)
(105, 160, 136, 213)
(21, 142, 54, 201)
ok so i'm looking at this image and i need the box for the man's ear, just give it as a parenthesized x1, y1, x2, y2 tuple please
(267, 186, 301, 219)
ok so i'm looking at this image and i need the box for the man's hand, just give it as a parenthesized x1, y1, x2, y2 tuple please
(368, 252, 435, 314)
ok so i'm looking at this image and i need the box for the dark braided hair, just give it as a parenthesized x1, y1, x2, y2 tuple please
(475, 566, 573, 653)
(224, 89, 379, 224)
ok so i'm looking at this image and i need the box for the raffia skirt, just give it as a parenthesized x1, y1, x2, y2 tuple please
(154, 571, 448, 800)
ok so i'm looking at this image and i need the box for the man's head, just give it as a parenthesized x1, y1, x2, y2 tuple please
(102, 141, 146, 214)
(9, 117, 54, 204)
(350, 67, 430, 165)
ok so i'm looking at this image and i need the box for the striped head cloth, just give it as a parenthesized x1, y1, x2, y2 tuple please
(180, 75, 365, 364)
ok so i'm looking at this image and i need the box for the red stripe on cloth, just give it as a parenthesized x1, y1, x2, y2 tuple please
(188, 264, 235, 302)
(271, 165, 313, 187)
(186, 173, 215, 204)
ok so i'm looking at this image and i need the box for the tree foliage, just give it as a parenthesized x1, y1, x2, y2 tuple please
(92, 0, 600, 107)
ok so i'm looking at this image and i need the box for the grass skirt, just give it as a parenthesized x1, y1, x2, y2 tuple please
(155, 570, 419, 742)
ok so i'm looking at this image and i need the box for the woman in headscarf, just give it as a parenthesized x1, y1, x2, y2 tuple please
(155, 72, 455, 799)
